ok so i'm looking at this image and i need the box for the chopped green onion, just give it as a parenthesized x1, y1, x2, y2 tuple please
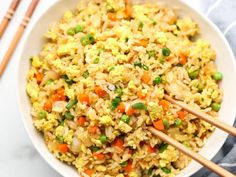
(175, 118, 182, 126)
(66, 99, 78, 110)
(45, 79, 53, 85)
(99, 135, 108, 144)
(91, 146, 101, 152)
(188, 70, 199, 80)
(147, 168, 153, 175)
(134, 62, 143, 68)
(82, 70, 89, 79)
(121, 115, 130, 124)
(161, 167, 171, 174)
(74, 24, 83, 33)
(120, 161, 128, 167)
(93, 57, 100, 64)
(62, 75, 74, 85)
(142, 64, 149, 71)
(163, 119, 169, 129)
(212, 72, 223, 81)
(153, 76, 162, 85)
(106, 3, 115, 12)
(147, 50, 156, 58)
(132, 102, 146, 110)
(159, 143, 168, 153)
(114, 87, 123, 97)
(138, 22, 144, 30)
(162, 47, 171, 57)
(38, 111, 46, 119)
(67, 28, 76, 36)
(56, 136, 64, 143)
(125, 37, 129, 42)
(108, 66, 115, 72)
(211, 103, 221, 112)
(111, 97, 121, 110)
(80, 34, 95, 46)
(65, 111, 74, 120)
(58, 119, 65, 126)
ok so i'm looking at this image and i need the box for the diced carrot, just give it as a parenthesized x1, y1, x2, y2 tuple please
(108, 13, 117, 21)
(179, 53, 187, 65)
(84, 169, 94, 177)
(153, 120, 165, 131)
(137, 90, 147, 99)
(159, 100, 169, 111)
(124, 161, 133, 172)
(94, 86, 106, 97)
(133, 39, 149, 47)
(113, 138, 124, 150)
(52, 88, 66, 102)
(177, 111, 185, 120)
(79, 94, 90, 105)
(116, 102, 126, 113)
(147, 144, 156, 153)
(108, 153, 113, 158)
(126, 106, 135, 116)
(58, 144, 69, 153)
(124, 2, 132, 19)
(88, 126, 99, 134)
(141, 72, 151, 84)
(77, 116, 86, 126)
(35, 73, 43, 84)
(43, 99, 53, 111)
(92, 153, 105, 160)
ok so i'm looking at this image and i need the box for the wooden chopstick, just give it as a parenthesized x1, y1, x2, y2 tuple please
(0, 0, 21, 38)
(164, 94, 236, 136)
(0, 0, 40, 77)
(148, 127, 236, 177)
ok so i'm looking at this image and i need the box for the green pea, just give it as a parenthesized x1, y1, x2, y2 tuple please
(159, 143, 168, 153)
(65, 111, 74, 120)
(80, 34, 95, 46)
(153, 76, 162, 85)
(159, 56, 165, 64)
(56, 136, 64, 143)
(93, 57, 100, 64)
(211, 103, 221, 112)
(74, 24, 83, 33)
(67, 28, 76, 36)
(212, 72, 223, 81)
(45, 79, 53, 85)
(175, 119, 182, 126)
(121, 115, 130, 124)
(163, 119, 169, 129)
(120, 161, 128, 167)
(188, 70, 199, 80)
(82, 70, 89, 79)
(38, 111, 46, 119)
(99, 135, 108, 144)
(162, 47, 171, 57)
(147, 50, 156, 58)
(161, 167, 171, 174)
(132, 102, 146, 110)
(66, 99, 78, 110)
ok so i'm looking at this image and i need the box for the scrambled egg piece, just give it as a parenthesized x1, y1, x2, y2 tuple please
(57, 43, 77, 56)
(127, 80, 136, 90)
(176, 18, 198, 36)
(159, 146, 179, 166)
(66, 65, 80, 78)
(64, 86, 75, 99)
(154, 32, 167, 44)
(63, 130, 74, 145)
(104, 38, 119, 55)
(133, 5, 151, 23)
(118, 121, 132, 133)
(100, 115, 114, 126)
(109, 65, 125, 83)
(55, 126, 65, 137)
(128, 172, 139, 177)
(147, 102, 163, 121)
(26, 82, 39, 100)
(114, 26, 132, 40)
(62, 11, 73, 22)
(31, 56, 42, 68)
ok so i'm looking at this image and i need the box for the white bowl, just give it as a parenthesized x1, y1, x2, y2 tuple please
(17, 0, 236, 176)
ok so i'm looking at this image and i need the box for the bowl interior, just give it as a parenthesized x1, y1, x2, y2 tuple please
(17, 0, 236, 177)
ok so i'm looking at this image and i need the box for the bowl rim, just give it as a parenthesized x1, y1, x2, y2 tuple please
(17, 0, 236, 177)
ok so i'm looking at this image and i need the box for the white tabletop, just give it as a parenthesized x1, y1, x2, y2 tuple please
(0, 1, 200, 177)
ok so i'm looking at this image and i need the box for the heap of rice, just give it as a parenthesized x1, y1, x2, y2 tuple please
(26, 0, 223, 176)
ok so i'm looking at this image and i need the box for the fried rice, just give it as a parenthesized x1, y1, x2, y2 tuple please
(26, 0, 223, 176)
